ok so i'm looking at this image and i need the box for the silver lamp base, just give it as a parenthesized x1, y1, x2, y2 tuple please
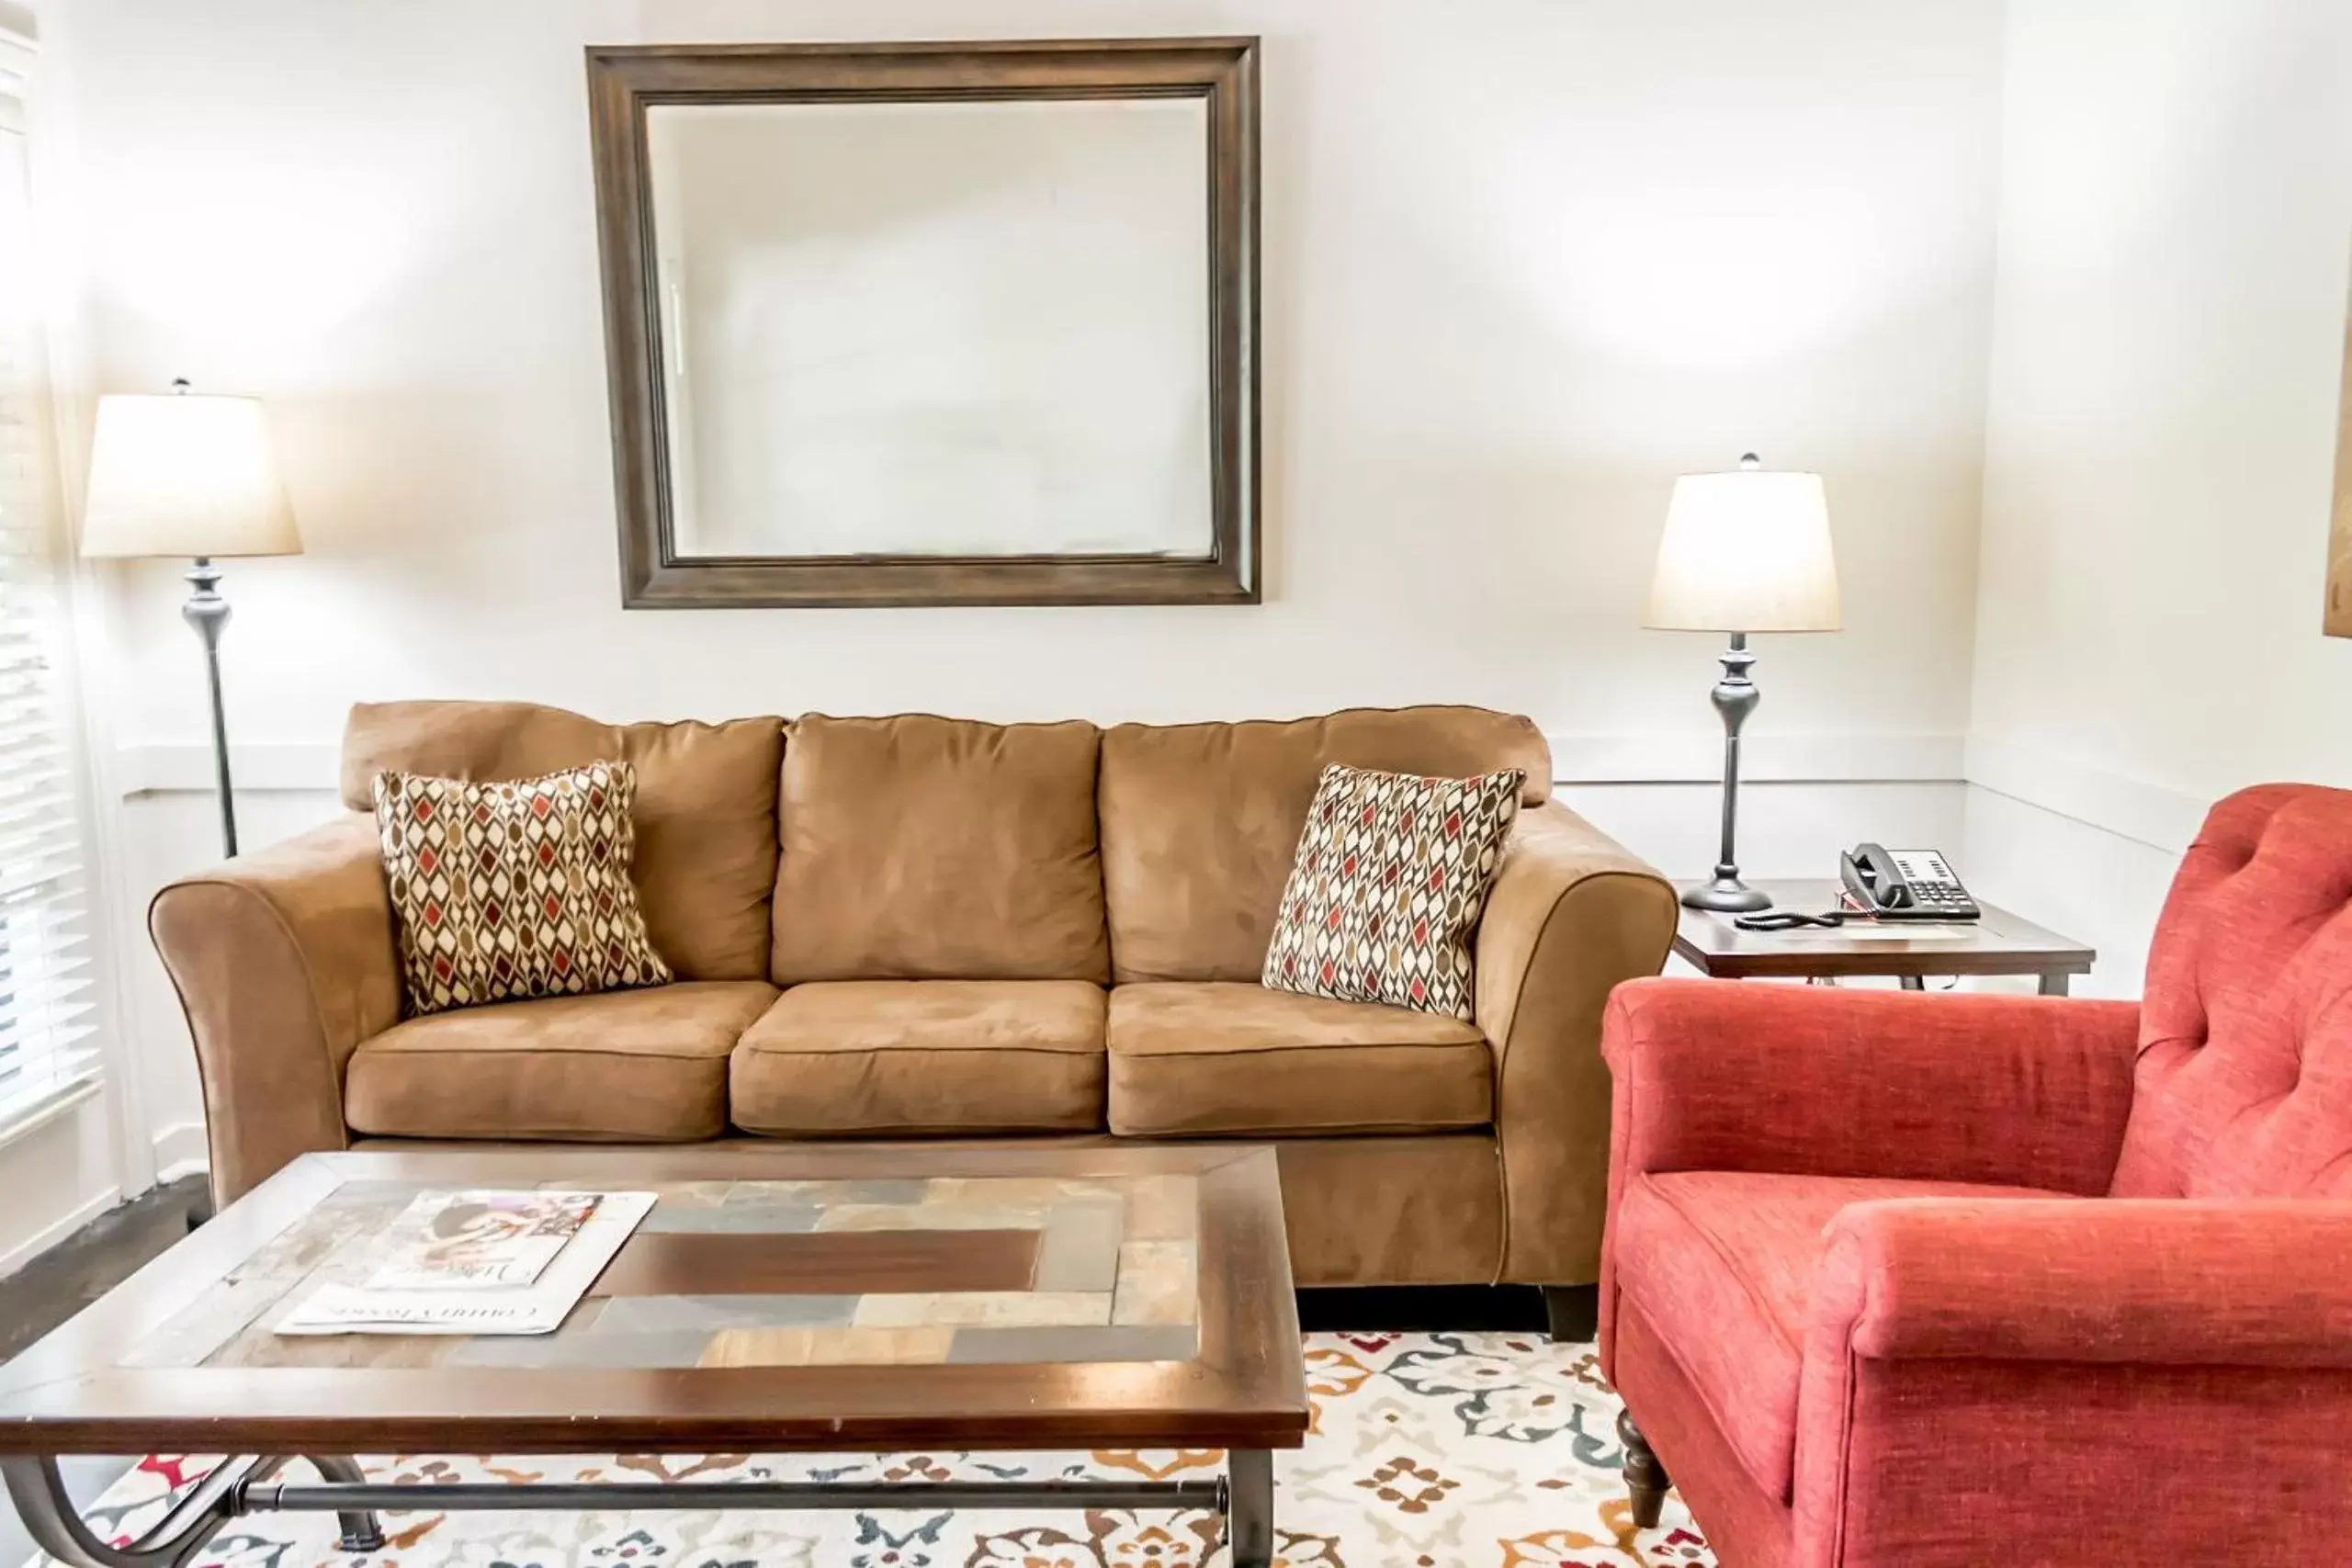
(1682, 874, 1770, 913)
(1686, 630, 1770, 915)
(183, 556, 240, 859)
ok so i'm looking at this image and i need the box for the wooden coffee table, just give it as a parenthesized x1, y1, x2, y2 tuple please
(0, 1145, 1306, 1568)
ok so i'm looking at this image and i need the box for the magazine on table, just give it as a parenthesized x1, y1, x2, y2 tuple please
(276, 1189, 655, 1337)
(363, 1189, 602, 1292)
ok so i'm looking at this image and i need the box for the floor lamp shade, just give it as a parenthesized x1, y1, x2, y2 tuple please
(79, 387, 300, 863)
(79, 390, 300, 559)
(1645, 456, 1840, 913)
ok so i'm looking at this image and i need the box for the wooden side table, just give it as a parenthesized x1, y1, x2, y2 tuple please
(1671, 879, 2094, 996)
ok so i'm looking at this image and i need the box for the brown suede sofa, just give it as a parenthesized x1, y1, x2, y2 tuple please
(151, 701, 1677, 1317)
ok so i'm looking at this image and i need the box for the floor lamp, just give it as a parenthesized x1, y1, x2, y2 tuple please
(1644, 454, 1840, 913)
(80, 381, 301, 860)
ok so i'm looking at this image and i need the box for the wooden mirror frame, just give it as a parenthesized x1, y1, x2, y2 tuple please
(585, 39, 1261, 609)
(2325, 273, 2352, 636)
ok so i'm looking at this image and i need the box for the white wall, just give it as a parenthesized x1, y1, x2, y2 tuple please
(0, 1092, 125, 1277)
(55, 0, 2003, 740)
(31, 0, 2007, 1193)
(1966, 0, 2352, 996)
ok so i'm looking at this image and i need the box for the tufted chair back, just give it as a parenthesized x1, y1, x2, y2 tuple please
(2109, 784, 2352, 1198)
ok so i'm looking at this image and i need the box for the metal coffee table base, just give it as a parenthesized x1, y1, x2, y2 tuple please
(5, 1451, 1277, 1568)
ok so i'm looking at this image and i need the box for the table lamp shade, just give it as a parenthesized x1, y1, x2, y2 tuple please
(1645, 463, 1838, 633)
(79, 391, 300, 559)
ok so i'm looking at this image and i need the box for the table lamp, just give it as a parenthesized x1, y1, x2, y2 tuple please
(1645, 453, 1840, 912)
(80, 379, 300, 858)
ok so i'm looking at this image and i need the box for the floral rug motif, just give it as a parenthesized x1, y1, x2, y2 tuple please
(40, 1333, 1711, 1568)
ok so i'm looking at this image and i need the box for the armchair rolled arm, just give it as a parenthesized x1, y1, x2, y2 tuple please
(1603, 977, 2141, 1194)
(1788, 1198, 2352, 1565)
(148, 813, 401, 1202)
(1812, 1197, 2352, 1367)
(1475, 801, 1679, 1281)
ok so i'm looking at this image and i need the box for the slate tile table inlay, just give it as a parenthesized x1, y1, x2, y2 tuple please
(0, 1145, 1305, 1568)
(130, 1172, 1199, 1371)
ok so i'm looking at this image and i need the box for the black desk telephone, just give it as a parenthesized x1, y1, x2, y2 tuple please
(1838, 843, 1981, 921)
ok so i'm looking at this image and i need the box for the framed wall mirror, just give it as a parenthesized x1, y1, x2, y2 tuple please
(585, 39, 1260, 608)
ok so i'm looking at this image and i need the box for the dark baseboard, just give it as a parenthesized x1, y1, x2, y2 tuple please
(1295, 1283, 1550, 1335)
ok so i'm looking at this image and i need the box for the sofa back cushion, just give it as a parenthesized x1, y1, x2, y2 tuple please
(770, 714, 1109, 983)
(2112, 784, 2352, 1199)
(1098, 706, 1552, 982)
(341, 701, 782, 982)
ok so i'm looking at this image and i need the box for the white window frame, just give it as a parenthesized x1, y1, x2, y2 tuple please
(0, 19, 135, 1172)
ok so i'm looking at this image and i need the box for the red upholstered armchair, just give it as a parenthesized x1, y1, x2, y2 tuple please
(1597, 784, 2352, 1568)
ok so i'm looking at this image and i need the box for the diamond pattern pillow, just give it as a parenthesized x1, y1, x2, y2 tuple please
(1262, 763, 1525, 1019)
(373, 761, 673, 1015)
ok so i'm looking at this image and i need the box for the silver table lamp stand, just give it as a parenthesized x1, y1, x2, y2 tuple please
(183, 556, 239, 858)
(1683, 630, 1770, 912)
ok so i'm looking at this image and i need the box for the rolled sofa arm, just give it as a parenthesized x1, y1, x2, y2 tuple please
(1810, 1197, 2352, 1368)
(148, 812, 401, 1202)
(1474, 800, 1678, 1282)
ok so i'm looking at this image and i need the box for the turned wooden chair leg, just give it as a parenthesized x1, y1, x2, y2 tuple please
(1617, 1408, 1670, 1529)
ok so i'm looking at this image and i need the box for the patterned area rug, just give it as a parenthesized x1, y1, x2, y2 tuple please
(44, 1333, 1712, 1568)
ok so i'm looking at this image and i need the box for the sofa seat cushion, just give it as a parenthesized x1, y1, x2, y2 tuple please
(345, 980, 777, 1141)
(1107, 982, 1493, 1136)
(732, 980, 1107, 1135)
(1611, 1169, 2067, 1503)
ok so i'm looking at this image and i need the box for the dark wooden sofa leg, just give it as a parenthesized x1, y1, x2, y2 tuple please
(1542, 1283, 1598, 1342)
(1617, 1409, 1670, 1529)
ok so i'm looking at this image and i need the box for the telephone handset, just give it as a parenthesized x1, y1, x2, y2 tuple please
(1838, 843, 1981, 921)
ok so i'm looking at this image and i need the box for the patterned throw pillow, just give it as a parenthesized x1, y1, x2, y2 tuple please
(373, 761, 673, 1015)
(1262, 763, 1525, 1019)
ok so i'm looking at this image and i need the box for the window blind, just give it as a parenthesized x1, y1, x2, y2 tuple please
(0, 36, 100, 1134)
